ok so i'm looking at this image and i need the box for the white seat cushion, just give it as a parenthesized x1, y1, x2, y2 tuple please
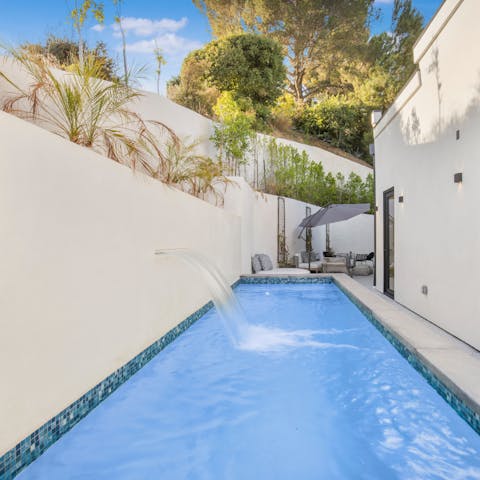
(254, 268, 310, 275)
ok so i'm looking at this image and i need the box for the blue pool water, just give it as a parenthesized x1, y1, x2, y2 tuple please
(19, 283, 480, 479)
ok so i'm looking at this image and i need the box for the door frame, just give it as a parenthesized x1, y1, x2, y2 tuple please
(383, 187, 394, 298)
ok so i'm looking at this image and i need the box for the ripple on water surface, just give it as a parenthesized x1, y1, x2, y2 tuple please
(18, 283, 480, 480)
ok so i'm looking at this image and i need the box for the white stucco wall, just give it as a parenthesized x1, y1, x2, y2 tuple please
(374, 0, 480, 350)
(0, 111, 242, 456)
(329, 214, 374, 255)
(251, 192, 279, 264)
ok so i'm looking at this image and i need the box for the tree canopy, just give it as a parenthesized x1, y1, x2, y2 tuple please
(205, 34, 286, 115)
(172, 0, 426, 163)
(193, 0, 373, 103)
(169, 33, 285, 123)
(368, 0, 424, 101)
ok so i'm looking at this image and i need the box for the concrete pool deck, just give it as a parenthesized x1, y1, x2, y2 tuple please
(241, 273, 480, 426)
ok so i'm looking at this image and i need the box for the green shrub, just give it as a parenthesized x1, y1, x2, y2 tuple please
(294, 97, 373, 162)
(262, 139, 373, 209)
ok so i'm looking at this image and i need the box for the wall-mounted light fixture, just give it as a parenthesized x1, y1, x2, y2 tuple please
(398, 195, 404, 203)
(454, 172, 463, 183)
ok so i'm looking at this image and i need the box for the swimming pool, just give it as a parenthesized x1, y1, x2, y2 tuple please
(16, 281, 480, 479)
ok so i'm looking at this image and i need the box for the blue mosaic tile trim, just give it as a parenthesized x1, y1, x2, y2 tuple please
(332, 278, 480, 436)
(3, 276, 479, 479)
(239, 276, 332, 284)
(0, 301, 214, 480)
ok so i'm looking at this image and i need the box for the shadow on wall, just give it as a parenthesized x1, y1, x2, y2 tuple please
(401, 46, 480, 147)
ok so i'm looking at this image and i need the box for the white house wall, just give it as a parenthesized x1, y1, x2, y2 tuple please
(374, 0, 480, 350)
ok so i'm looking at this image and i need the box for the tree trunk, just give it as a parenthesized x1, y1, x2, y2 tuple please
(77, 26, 84, 68)
(119, 20, 128, 86)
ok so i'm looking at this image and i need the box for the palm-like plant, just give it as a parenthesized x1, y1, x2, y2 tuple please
(0, 49, 175, 167)
(0, 48, 228, 202)
(139, 135, 229, 201)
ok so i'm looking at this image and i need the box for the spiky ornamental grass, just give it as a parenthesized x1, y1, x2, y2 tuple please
(0, 48, 229, 201)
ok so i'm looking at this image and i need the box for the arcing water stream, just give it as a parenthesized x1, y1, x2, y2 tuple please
(155, 249, 357, 353)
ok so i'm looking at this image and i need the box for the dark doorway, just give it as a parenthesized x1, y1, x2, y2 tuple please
(383, 188, 395, 298)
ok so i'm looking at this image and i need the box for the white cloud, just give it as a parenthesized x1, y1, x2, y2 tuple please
(91, 24, 106, 32)
(124, 33, 202, 56)
(93, 16, 189, 37)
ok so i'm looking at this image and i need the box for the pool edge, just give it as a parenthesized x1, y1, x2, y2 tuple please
(3, 274, 480, 478)
(0, 297, 218, 479)
(241, 274, 480, 435)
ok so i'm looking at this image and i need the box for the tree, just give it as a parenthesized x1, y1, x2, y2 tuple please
(113, 0, 128, 85)
(193, 0, 373, 103)
(167, 50, 220, 117)
(70, 0, 105, 68)
(204, 34, 286, 119)
(170, 33, 285, 122)
(368, 0, 424, 100)
(169, 34, 285, 122)
(153, 44, 166, 95)
(211, 92, 255, 175)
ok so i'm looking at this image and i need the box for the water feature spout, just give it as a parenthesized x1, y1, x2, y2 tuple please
(154, 248, 248, 345)
(155, 249, 356, 353)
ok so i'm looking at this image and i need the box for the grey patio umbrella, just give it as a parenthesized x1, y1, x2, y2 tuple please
(299, 203, 371, 228)
(298, 203, 371, 259)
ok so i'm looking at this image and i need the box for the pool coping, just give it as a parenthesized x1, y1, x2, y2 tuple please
(0, 301, 217, 479)
(241, 273, 480, 434)
(2, 274, 480, 478)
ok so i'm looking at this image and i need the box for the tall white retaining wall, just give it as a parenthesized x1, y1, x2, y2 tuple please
(0, 111, 242, 456)
(136, 91, 372, 182)
(374, 0, 480, 350)
(0, 57, 373, 183)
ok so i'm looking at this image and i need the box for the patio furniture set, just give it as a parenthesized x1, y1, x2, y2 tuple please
(251, 252, 374, 276)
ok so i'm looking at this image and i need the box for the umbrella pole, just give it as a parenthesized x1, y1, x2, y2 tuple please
(306, 226, 312, 269)
(326, 224, 331, 254)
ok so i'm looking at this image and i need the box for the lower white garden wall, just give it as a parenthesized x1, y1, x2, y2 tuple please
(223, 178, 374, 270)
(0, 112, 242, 456)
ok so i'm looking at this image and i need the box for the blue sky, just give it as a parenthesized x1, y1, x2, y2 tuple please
(0, 0, 443, 93)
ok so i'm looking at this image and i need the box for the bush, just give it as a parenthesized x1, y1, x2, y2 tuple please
(294, 97, 373, 162)
(21, 35, 116, 81)
(166, 50, 220, 117)
(262, 139, 374, 208)
(211, 92, 255, 175)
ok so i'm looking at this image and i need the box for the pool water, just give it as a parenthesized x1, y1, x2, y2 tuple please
(18, 283, 480, 479)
